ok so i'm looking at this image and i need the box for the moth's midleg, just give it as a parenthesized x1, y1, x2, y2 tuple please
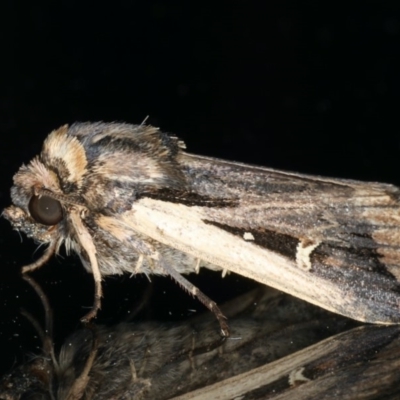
(159, 256, 230, 337)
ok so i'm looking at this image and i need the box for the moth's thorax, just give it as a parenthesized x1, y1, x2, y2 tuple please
(7, 122, 184, 212)
(3, 122, 190, 273)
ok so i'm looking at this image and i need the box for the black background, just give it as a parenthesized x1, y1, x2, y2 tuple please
(1, 1, 400, 376)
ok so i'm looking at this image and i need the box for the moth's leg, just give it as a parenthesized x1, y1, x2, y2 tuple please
(80, 256, 102, 323)
(69, 209, 103, 322)
(81, 278, 102, 323)
(158, 257, 230, 337)
(66, 327, 99, 400)
(133, 254, 144, 275)
(21, 240, 58, 273)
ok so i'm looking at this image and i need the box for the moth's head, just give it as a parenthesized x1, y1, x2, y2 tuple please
(3, 122, 188, 243)
(3, 162, 66, 244)
(3, 124, 87, 244)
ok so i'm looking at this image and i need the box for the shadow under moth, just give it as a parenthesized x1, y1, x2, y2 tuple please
(3, 122, 400, 335)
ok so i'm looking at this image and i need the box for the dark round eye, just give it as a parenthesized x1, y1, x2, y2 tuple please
(28, 195, 63, 226)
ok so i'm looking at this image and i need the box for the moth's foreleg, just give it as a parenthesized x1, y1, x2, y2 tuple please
(69, 208, 103, 323)
(81, 279, 103, 323)
(158, 257, 230, 337)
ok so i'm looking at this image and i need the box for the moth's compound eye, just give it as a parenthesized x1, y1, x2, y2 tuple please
(28, 195, 63, 226)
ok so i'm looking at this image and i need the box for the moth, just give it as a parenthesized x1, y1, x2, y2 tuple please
(4, 122, 400, 335)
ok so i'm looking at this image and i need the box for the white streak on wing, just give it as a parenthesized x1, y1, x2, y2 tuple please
(243, 232, 255, 241)
(124, 198, 362, 319)
(296, 240, 320, 271)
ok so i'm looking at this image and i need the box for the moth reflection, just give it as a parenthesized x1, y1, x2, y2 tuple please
(0, 279, 351, 400)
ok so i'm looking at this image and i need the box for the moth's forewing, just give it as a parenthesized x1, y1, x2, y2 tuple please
(128, 152, 400, 324)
